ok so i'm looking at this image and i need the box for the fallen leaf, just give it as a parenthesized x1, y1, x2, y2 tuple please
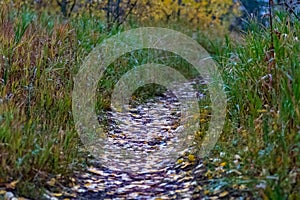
(63, 191, 77, 198)
(188, 154, 196, 162)
(70, 178, 76, 182)
(200, 118, 206, 123)
(84, 183, 92, 187)
(239, 184, 246, 189)
(51, 193, 63, 197)
(257, 109, 267, 113)
(177, 158, 183, 164)
(47, 178, 56, 187)
(87, 167, 103, 176)
(6, 180, 19, 189)
(219, 191, 229, 197)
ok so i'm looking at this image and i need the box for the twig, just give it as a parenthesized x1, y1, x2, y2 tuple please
(115, 0, 138, 28)
(268, 0, 275, 72)
(68, 0, 76, 17)
(277, 1, 300, 20)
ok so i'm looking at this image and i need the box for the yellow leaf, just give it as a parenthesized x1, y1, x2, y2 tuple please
(219, 191, 229, 197)
(257, 109, 267, 113)
(84, 183, 92, 187)
(239, 184, 246, 189)
(87, 167, 103, 175)
(177, 158, 184, 164)
(188, 154, 196, 162)
(0, 190, 6, 195)
(200, 118, 206, 123)
(47, 178, 56, 187)
(51, 193, 63, 197)
(204, 190, 210, 195)
(220, 162, 227, 167)
(6, 180, 19, 189)
(205, 170, 212, 179)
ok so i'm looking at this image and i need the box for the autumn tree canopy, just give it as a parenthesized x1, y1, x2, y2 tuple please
(1, 0, 241, 31)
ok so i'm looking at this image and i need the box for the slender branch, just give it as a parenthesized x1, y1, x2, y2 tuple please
(269, 0, 274, 51)
(268, 0, 275, 70)
(277, 1, 300, 20)
(68, 0, 76, 17)
(56, 0, 62, 7)
(116, 0, 137, 28)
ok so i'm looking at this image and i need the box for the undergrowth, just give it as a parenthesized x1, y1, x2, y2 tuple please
(213, 12, 300, 199)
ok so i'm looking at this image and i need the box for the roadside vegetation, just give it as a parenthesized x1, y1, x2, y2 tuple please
(0, 1, 299, 199)
(214, 13, 300, 199)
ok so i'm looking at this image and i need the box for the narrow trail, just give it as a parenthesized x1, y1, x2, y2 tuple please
(71, 80, 252, 200)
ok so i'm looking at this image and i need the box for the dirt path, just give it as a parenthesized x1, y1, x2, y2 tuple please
(71, 80, 253, 200)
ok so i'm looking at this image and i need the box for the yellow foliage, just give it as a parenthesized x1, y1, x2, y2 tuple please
(133, 0, 240, 32)
(188, 154, 196, 162)
(4, 0, 240, 32)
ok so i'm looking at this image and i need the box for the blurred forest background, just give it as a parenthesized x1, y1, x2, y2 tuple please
(0, 0, 290, 31)
(1, 0, 299, 35)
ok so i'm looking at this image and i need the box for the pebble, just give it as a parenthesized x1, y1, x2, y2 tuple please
(4, 192, 14, 200)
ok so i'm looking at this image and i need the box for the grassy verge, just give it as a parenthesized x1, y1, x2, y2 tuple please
(212, 13, 300, 199)
(0, 6, 88, 198)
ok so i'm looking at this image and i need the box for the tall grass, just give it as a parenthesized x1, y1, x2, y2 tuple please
(214, 12, 300, 199)
(0, 6, 82, 198)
